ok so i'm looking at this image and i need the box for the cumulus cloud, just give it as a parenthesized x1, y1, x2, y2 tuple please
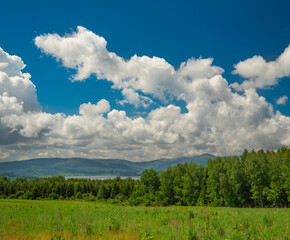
(79, 99, 110, 117)
(231, 44, 290, 90)
(0, 27, 289, 162)
(0, 48, 41, 146)
(0, 48, 40, 111)
(119, 88, 152, 107)
(34, 26, 224, 104)
(276, 95, 288, 105)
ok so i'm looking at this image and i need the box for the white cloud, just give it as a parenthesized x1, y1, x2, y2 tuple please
(79, 99, 110, 117)
(0, 48, 41, 145)
(231, 44, 290, 90)
(0, 47, 25, 77)
(34, 26, 224, 104)
(0, 48, 40, 111)
(0, 27, 289, 162)
(149, 105, 181, 122)
(119, 88, 152, 107)
(0, 93, 23, 116)
(276, 95, 288, 105)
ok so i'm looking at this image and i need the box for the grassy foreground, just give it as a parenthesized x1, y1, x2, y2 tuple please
(0, 200, 289, 240)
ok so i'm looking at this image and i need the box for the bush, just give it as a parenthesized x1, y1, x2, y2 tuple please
(15, 191, 25, 199)
(108, 199, 120, 204)
(23, 191, 33, 199)
(75, 192, 83, 199)
(128, 196, 142, 206)
(88, 195, 95, 201)
(49, 192, 59, 200)
(8, 194, 16, 199)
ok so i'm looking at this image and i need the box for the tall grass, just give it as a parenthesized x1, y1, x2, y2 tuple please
(0, 199, 289, 239)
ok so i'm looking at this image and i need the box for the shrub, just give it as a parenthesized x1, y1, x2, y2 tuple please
(8, 194, 15, 199)
(23, 191, 33, 199)
(49, 192, 59, 200)
(15, 191, 25, 199)
(75, 192, 83, 199)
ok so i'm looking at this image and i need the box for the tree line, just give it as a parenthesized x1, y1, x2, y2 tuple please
(0, 147, 289, 207)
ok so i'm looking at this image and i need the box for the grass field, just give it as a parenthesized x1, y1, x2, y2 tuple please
(0, 199, 289, 239)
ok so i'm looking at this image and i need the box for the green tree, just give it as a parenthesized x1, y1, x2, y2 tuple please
(97, 183, 109, 199)
(243, 150, 269, 207)
(140, 169, 160, 192)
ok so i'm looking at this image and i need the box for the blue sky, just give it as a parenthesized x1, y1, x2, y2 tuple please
(1, 0, 289, 116)
(0, 0, 289, 161)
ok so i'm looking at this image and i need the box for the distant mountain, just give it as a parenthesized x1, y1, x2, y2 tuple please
(135, 153, 215, 172)
(0, 154, 215, 178)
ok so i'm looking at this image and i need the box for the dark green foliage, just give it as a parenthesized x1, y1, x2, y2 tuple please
(97, 182, 110, 199)
(49, 192, 59, 200)
(0, 147, 289, 207)
(75, 192, 83, 199)
(140, 169, 160, 192)
(23, 190, 33, 199)
(15, 191, 25, 199)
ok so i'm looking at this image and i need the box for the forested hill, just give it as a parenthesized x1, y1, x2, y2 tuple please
(0, 148, 289, 207)
(0, 154, 214, 177)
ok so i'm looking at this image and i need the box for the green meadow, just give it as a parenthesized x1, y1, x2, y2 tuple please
(0, 199, 289, 240)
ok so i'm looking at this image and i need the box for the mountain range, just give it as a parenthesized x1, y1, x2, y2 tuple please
(0, 154, 215, 178)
